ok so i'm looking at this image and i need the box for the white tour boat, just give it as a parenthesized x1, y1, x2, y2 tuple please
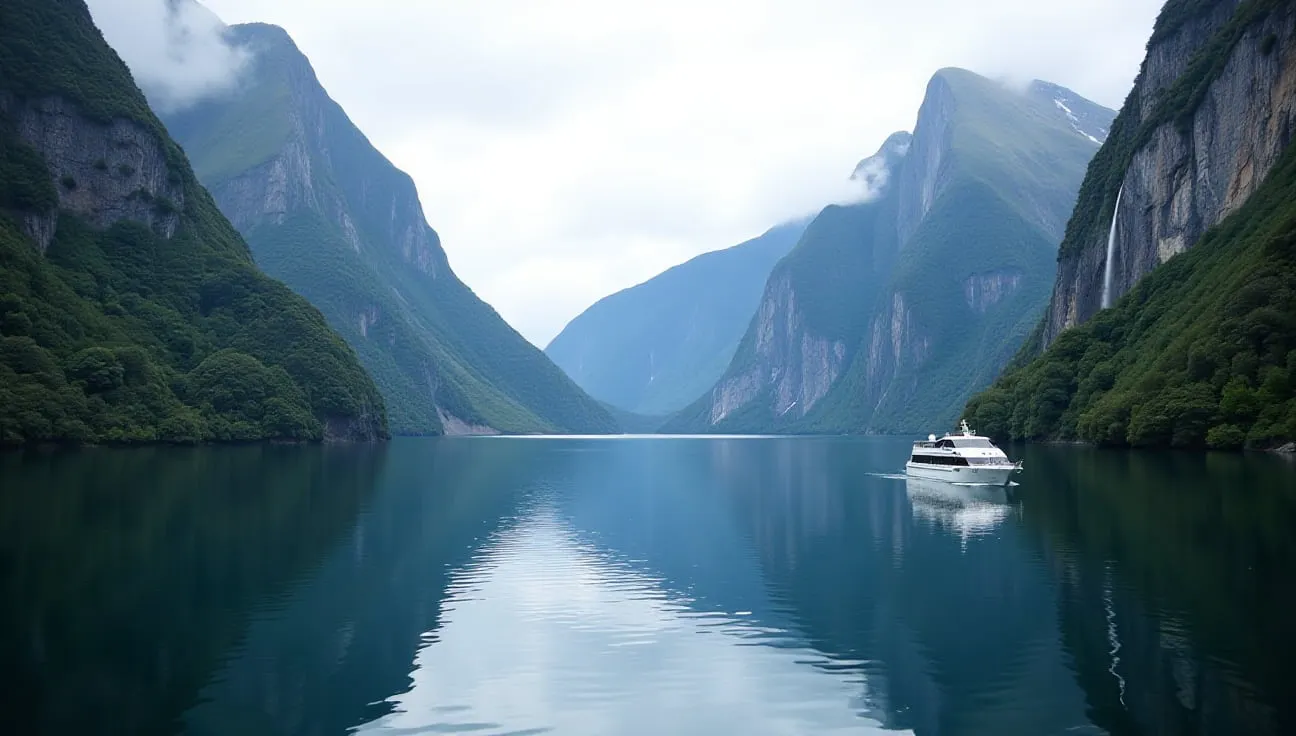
(905, 420, 1022, 486)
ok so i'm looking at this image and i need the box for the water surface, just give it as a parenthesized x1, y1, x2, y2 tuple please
(1, 437, 1293, 735)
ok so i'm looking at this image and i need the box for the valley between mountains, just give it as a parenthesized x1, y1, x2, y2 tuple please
(2, 0, 1294, 452)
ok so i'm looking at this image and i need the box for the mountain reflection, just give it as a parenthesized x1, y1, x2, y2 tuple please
(0, 443, 386, 736)
(1, 438, 1292, 736)
(1016, 445, 1296, 736)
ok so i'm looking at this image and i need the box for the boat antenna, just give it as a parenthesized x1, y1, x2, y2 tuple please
(960, 419, 972, 436)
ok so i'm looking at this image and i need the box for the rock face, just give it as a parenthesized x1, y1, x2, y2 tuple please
(545, 219, 807, 417)
(664, 69, 1113, 434)
(187, 25, 447, 279)
(0, 94, 183, 251)
(163, 22, 616, 435)
(1043, 0, 1296, 346)
(0, 0, 388, 445)
(964, 271, 1023, 313)
(712, 271, 849, 422)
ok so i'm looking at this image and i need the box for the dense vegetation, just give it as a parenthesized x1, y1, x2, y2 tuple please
(0, 0, 386, 445)
(164, 22, 617, 435)
(546, 220, 806, 416)
(965, 0, 1295, 449)
(665, 70, 1110, 434)
(965, 141, 1296, 449)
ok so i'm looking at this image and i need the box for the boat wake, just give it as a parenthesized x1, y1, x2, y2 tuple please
(866, 472, 1019, 488)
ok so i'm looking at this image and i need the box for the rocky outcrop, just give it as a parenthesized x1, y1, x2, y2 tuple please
(1043, 0, 1296, 346)
(324, 404, 385, 443)
(358, 305, 380, 338)
(708, 273, 847, 423)
(0, 94, 183, 252)
(709, 368, 763, 424)
(435, 409, 500, 436)
(862, 292, 932, 417)
(895, 77, 956, 249)
(963, 270, 1022, 313)
(198, 24, 447, 278)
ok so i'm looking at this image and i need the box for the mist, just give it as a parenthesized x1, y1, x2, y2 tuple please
(86, 0, 249, 112)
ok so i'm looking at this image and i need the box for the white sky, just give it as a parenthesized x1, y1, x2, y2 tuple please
(94, 0, 1164, 346)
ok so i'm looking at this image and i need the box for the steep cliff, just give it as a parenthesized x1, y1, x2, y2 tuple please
(545, 219, 807, 416)
(665, 69, 1112, 434)
(0, 0, 386, 445)
(162, 22, 616, 435)
(1043, 0, 1295, 346)
(966, 0, 1296, 450)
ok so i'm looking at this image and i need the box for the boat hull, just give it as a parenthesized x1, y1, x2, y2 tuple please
(904, 462, 1015, 486)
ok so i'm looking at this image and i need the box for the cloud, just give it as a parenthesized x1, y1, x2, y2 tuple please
(116, 0, 1162, 346)
(86, 0, 250, 111)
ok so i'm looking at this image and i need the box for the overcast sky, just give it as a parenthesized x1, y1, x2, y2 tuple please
(92, 0, 1163, 347)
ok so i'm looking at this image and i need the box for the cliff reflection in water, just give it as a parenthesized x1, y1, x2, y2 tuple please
(697, 439, 1086, 735)
(0, 443, 388, 736)
(1016, 445, 1296, 736)
(1, 437, 1293, 736)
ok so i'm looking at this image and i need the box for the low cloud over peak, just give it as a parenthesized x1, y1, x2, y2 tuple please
(87, 0, 250, 112)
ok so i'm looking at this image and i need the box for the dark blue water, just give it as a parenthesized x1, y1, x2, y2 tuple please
(1, 437, 1293, 735)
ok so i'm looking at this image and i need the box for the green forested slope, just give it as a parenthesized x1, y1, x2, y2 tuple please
(965, 142, 1296, 449)
(163, 22, 616, 435)
(0, 0, 386, 445)
(965, 0, 1296, 449)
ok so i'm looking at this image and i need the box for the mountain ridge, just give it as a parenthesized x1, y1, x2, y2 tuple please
(545, 218, 808, 416)
(162, 20, 619, 435)
(663, 67, 1113, 434)
(0, 0, 386, 445)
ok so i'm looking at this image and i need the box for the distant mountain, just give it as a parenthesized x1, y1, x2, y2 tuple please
(664, 68, 1114, 434)
(0, 0, 385, 445)
(161, 21, 617, 435)
(966, 0, 1296, 450)
(545, 220, 807, 416)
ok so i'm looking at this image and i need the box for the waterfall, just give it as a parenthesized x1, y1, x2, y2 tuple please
(1101, 184, 1124, 309)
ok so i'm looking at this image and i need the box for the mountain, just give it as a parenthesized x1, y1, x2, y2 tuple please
(160, 21, 617, 435)
(664, 69, 1114, 434)
(0, 0, 385, 445)
(965, 0, 1296, 450)
(545, 219, 808, 416)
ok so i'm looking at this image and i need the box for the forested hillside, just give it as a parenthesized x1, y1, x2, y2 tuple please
(0, 0, 386, 445)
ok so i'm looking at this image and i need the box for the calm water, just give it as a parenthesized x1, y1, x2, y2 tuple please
(2, 437, 1294, 736)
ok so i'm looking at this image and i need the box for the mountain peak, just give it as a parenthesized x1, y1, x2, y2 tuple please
(850, 131, 912, 196)
(930, 66, 983, 85)
(229, 22, 298, 49)
(159, 15, 618, 436)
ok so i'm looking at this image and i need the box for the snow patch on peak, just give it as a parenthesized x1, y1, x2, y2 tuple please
(1054, 96, 1104, 145)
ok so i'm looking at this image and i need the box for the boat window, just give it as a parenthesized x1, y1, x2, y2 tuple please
(935, 440, 953, 448)
(952, 439, 994, 448)
(966, 457, 1004, 466)
(910, 455, 969, 466)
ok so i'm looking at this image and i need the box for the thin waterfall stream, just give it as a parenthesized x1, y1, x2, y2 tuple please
(1101, 184, 1124, 309)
